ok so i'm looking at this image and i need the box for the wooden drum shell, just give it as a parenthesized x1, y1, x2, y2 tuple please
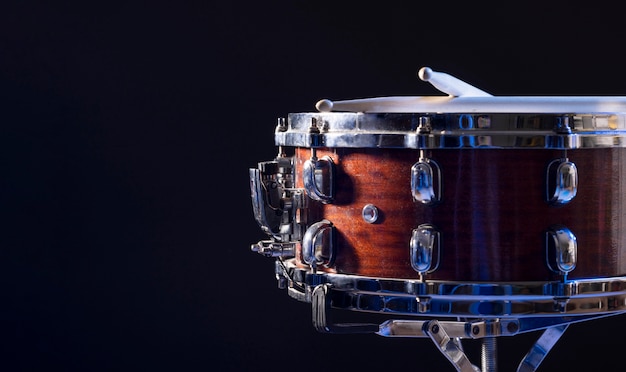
(294, 147, 626, 282)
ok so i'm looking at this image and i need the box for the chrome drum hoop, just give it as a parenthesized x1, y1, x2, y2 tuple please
(283, 264, 626, 318)
(276, 112, 626, 149)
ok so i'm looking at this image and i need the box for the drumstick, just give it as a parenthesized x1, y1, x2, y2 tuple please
(316, 67, 626, 113)
(315, 98, 334, 112)
(418, 67, 492, 97)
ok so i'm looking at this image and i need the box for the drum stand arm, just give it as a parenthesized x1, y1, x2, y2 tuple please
(423, 320, 480, 372)
(516, 324, 568, 372)
(423, 321, 568, 372)
(380, 319, 568, 372)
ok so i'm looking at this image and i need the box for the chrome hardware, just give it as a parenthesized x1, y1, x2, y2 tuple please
(553, 297, 570, 313)
(308, 116, 321, 133)
(546, 225, 577, 276)
(423, 320, 481, 372)
(379, 318, 572, 372)
(279, 261, 626, 371)
(546, 158, 578, 205)
(378, 319, 519, 339)
(250, 240, 296, 258)
(303, 152, 335, 203)
(481, 337, 498, 372)
(361, 204, 379, 224)
(517, 325, 568, 372)
(312, 284, 379, 334)
(279, 112, 626, 150)
(416, 296, 431, 313)
(417, 116, 432, 134)
(554, 116, 573, 134)
(274, 260, 289, 290)
(301, 220, 335, 270)
(411, 157, 441, 205)
(284, 263, 626, 317)
(459, 114, 474, 129)
(410, 224, 440, 276)
(275, 117, 287, 132)
(250, 155, 307, 257)
(306, 117, 325, 147)
(249, 163, 283, 236)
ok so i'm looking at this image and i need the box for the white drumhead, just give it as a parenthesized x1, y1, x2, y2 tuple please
(317, 96, 626, 114)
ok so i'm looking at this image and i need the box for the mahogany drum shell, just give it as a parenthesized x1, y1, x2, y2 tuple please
(294, 147, 626, 282)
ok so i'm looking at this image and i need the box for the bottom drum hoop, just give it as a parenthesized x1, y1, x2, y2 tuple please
(280, 260, 626, 318)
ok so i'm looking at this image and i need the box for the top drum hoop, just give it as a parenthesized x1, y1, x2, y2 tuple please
(276, 112, 626, 149)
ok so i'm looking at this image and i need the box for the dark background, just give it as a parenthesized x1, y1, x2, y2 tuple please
(1, 1, 625, 371)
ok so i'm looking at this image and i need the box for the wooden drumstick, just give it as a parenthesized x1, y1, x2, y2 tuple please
(316, 67, 626, 113)
(315, 67, 490, 112)
(316, 98, 334, 112)
(418, 66, 492, 97)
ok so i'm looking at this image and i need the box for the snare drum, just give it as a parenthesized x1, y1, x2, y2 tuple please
(283, 112, 626, 283)
(249, 68, 626, 321)
(249, 68, 626, 370)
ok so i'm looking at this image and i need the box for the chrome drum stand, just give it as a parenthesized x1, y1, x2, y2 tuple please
(269, 260, 626, 372)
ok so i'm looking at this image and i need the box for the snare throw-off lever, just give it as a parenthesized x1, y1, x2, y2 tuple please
(249, 155, 306, 258)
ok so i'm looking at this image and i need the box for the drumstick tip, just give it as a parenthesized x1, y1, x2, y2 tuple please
(418, 67, 433, 81)
(316, 99, 334, 112)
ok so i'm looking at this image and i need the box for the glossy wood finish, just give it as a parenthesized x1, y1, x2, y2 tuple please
(295, 147, 626, 282)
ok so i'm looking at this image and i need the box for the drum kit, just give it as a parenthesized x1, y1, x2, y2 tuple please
(248, 67, 626, 371)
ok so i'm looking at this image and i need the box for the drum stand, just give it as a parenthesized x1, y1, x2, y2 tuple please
(309, 282, 618, 372)
(379, 318, 568, 372)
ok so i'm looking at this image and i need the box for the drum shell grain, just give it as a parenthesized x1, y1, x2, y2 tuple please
(294, 147, 626, 282)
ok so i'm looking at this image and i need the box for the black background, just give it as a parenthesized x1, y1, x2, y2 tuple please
(2, 1, 626, 371)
